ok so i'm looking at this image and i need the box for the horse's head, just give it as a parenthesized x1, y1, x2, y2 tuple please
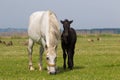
(61, 19, 73, 36)
(45, 45, 57, 75)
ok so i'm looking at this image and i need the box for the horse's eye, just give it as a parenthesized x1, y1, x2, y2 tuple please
(46, 57, 49, 60)
(55, 57, 57, 62)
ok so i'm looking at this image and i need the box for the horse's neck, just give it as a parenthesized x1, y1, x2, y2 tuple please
(46, 11, 60, 47)
(46, 27, 58, 48)
(63, 29, 71, 36)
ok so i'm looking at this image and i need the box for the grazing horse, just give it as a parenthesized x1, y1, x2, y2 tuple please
(61, 19, 77, 70)
(6, 41, 13, 46)
(2, 41, 6, 45)
(28, 10, 60, 74)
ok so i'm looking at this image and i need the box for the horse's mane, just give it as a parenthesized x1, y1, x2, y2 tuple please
(48, 11, 60, 47)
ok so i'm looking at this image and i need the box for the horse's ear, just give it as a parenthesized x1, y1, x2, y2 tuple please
(70, 20, 73, 24)
(60, 20, 64, 24)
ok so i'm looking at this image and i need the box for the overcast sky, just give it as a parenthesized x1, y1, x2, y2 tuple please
(0, 0, 120, 29)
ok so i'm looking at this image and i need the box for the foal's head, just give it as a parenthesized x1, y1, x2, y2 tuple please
(61, 19, 73, 36)
(45, 45, 57, 74)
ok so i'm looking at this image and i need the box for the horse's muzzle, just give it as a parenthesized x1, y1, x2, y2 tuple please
(50, 72, 56, 75)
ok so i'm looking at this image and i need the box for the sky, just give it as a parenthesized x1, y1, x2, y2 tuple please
(0, 0, 120, 29)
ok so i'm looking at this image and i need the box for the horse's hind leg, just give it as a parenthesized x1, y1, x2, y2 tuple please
(28, 38, 34, 70)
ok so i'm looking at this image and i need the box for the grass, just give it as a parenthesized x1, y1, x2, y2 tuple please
(0, 35, 120, 80)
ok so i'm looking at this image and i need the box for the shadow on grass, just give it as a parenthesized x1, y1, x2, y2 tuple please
(103, 64, 120, 68)
(42, 66, 85, 75)
(57, 66, 85, 74)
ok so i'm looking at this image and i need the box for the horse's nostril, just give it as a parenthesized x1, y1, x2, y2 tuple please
(50, 72, 56, 75)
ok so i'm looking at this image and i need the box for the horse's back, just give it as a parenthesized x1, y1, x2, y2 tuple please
(28, 11, 46, 41)
(28, 10, 60, 44)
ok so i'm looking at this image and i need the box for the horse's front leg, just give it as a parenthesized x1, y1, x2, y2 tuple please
(28, 38, 34, 70)
(38, 46, 44, 71)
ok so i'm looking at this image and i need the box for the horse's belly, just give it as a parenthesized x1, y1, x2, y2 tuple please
(29, 34, 41, 42)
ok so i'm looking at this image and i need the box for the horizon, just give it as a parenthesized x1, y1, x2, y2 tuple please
(1, 27, 120, 30)
(0, 0, 120, 29)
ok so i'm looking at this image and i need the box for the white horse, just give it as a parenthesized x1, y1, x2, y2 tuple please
(28, 10, 60, 74)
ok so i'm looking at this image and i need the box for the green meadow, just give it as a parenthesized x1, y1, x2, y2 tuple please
(0, 34, 120, 80)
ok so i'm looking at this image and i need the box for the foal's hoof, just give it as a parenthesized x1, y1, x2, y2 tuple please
(63, 65, 66, 70)
(68, 66, 73, 70)
(63, 67, 66, 70)
(69, 67, 73, 70)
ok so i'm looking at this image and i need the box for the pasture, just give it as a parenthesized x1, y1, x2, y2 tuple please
(0, 34, 120, 80)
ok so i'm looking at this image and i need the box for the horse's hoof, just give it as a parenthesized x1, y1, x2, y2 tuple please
(39, 67, 42, 71)
(29, 67, 35, 71)
(48, 71, 56, 75)
(63, 67, 66, 70)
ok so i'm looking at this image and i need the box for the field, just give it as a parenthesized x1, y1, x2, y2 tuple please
(0, 34, 120, 80)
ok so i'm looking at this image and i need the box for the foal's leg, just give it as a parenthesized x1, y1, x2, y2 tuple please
(71, 45, 75, 69)
(63, 49, 67, 69)
(38, 45, 44, 71)
(70, 51, 74, 69)
(28, 38, 34, 70)
(68, 49, 74, 70)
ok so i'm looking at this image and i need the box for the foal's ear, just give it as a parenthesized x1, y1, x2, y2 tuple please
(60, 20, 64, 24)
(69, 20, 73, 24)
